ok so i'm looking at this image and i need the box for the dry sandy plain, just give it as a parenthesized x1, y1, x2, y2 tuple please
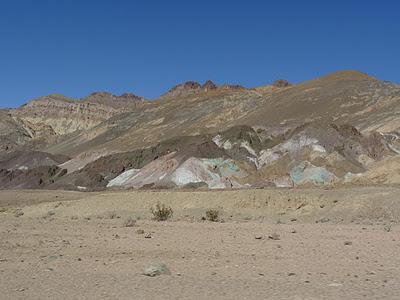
(0, 187, 399, 299)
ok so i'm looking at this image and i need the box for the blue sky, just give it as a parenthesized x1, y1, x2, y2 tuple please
(0, 0, 399, 108)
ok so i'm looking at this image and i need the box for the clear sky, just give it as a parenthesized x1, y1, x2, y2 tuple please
(0, 0, 399, 108)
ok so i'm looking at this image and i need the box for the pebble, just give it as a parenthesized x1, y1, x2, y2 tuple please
(328, 283, 343, 287)
(318, 217, 330, 223)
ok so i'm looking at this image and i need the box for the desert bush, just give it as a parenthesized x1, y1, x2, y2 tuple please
(123, 216, 137, 227)
(205, 209, 220, 222)
(150, 203, 173, 221)
(105, 211, 118, 219)
(42, 210, 55, 219)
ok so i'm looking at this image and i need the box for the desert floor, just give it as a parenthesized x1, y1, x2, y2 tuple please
(0, 187, 399, 299)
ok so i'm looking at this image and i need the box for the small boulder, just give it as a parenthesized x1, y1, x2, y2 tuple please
(268, 233, 280, 240)
(143, 264, 171, 277)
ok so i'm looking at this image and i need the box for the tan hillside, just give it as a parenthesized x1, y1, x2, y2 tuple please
(11, 93, 149, 136)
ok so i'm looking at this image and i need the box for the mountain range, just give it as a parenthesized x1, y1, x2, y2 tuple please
(1, 70, 400, 190)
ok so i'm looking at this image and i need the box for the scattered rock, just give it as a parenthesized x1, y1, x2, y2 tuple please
(288, 272, 296, 276)
(344, 241, 352, 246)
(384, 223, 392, 232)
(254, 234, 263, 240)
(144, 233, 152, 238)
(328, 282, 343, 287)
(268, 233, 280, 240)
(13, 209, 24, 217)
(318, 217, 330, 223)
(143, 264, 171, 277)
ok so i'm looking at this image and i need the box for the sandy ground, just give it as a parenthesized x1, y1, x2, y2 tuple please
(0, 187, 400, 299)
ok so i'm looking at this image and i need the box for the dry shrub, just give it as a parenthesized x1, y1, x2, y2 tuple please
(123, 216, 137, 227)
(150, 203, 173, 221)
(205, 209, 220, 222)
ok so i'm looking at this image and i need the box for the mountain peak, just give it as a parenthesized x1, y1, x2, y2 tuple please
(86, 92, 145, 102)
(162, 81, 202, 98)
(202, 80, 217, 91)
(320, 70, 372, 81)
(272, 79, 291, 88)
